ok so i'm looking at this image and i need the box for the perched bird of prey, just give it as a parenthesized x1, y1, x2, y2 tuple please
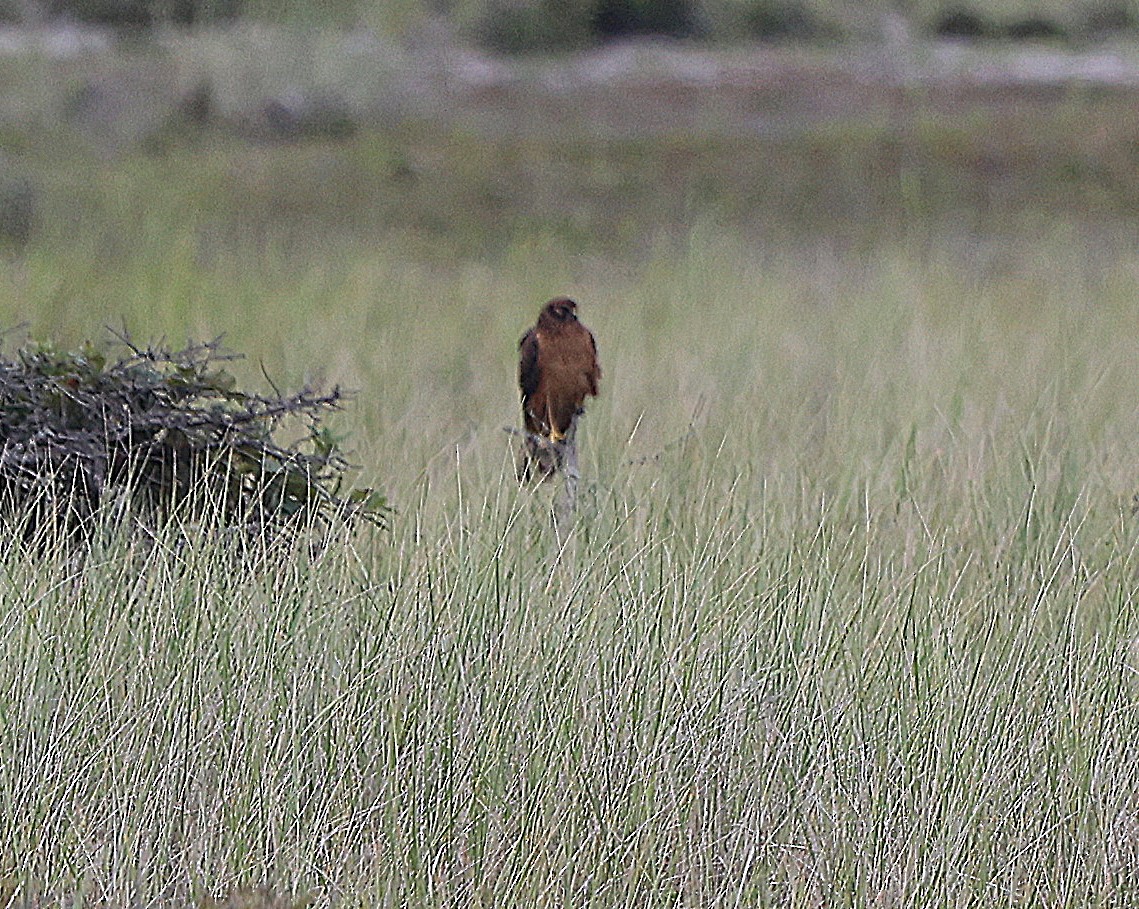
(518, 296, 601, 481)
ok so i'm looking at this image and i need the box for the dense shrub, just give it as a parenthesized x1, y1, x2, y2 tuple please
(29, 0, 241, 24)
(0, 334, 388, 543)
(931, 8, 994, 38)
(736, 0, 833, 40)
(466, 0, 595, 54)
(592, 0, 701, 39)
(462, 0, 841, 51)
(1081, 2, 1139, 36)
(927, 2, 1139, 41)
(11, 0, 1139, 45)
(464, 0, 1139, 49)
(931, 6, 1072, 40)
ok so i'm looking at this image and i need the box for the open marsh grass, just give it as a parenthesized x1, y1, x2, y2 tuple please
(3, 197, 1139, 905)
(4, 94, 1139, 902)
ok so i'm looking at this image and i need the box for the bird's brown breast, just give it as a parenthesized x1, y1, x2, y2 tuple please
(522, 323, 597, 436)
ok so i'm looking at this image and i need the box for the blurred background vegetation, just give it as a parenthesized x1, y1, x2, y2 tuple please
(3, 0, 1139, 255)
(2, 0, 1139, 45)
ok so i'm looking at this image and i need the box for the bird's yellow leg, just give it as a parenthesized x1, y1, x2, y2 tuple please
(545, 405, 565, 443)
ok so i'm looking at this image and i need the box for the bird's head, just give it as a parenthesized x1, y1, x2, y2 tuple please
(542, 296, 578, 324)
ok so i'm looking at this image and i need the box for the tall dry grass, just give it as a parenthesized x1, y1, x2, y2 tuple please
(1, 162, 1139, 905)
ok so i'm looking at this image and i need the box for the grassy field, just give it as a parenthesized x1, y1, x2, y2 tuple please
(4, 107, 1139, 906)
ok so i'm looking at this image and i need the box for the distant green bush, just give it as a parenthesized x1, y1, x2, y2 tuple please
(1081, 1, 1139, 36)
(930, 6, 1071, 40)
(926, 1, 1139, 40)
(462, 0, 595, 54)
(458, 0, 840, 50)
(592, 0, 701, 38)
(461, 0, 1139, 49)
(39, 0, 241, 24)
(706, 0, 840, 40)
(13, 0, 1139, 44)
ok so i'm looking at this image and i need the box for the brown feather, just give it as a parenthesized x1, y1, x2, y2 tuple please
(519, 297, 600, 442)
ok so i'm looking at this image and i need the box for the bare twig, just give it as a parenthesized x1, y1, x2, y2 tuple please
(625, 397, 707, 466)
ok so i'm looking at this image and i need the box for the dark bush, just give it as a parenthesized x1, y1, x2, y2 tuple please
(932, 8, 995, 39)
(740, 0, 826, 40)
(471, 0, 594, 54)
(467, 0, 844, 51)
(1002, 16, 1067, 40)
(931, 7, 1073, 42)
(1080, 2, 1139, 37)
(40, 0, 242, 25)
(592, 0, 700, 40)
(0, 333, 388, 544)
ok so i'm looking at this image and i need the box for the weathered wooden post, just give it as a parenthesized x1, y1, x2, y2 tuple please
(553, 420, 579, 536)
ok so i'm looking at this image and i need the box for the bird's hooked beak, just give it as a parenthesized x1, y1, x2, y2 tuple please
(553, 300, 577, 321)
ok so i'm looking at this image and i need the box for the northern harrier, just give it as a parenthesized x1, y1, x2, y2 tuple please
(518, 296, 600, 480)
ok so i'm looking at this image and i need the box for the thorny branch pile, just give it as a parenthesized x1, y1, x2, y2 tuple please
(0, 333, 387, 542)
